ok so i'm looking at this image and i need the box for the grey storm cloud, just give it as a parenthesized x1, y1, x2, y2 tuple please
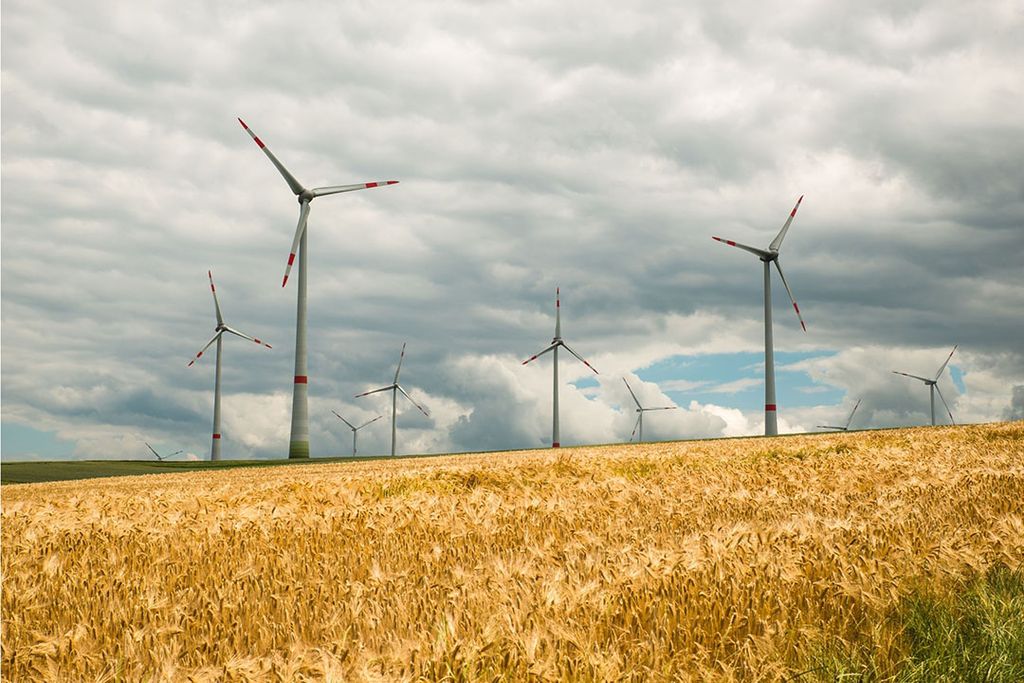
(2, 0, 1022, 460)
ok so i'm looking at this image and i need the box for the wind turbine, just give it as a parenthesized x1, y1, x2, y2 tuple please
(239, 118, 398, 460)
(146, 443, 183, 461)
(332, 411, 384, 457)
(354, 344, 430, 457)
(816, 399, 862, 432)
(893, 346, 958, 426)
(522, 288, 599, 448)
(623, 378, 677, 442)
(187, 270, 272, 460)
(712, 196, 807, 436)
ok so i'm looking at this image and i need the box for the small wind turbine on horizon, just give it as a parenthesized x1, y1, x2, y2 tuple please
(816, 399, 862, 432)
(187, 271, 272, 460)
(893, 346, 958, 426)
(239, 118, 398, 460)
(355, 344, 430, 457)
(623, 378, 677, 442)
(712, 196, 807, 437)
(332, 411, 384, 457)
(145, 443, 183, 461)
(522, 288, 599, 448)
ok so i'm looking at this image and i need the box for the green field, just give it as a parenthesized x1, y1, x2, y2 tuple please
(0, 456, 388, 485)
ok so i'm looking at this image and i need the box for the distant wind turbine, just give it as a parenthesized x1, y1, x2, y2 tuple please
(145, 443, 183, 461)
(355, 344, 430, 457)
(332, 411, 384, 457)
(239, 118, 398, 460)
(623, 378, 677, 442)
(816, 399, 862, 431)
(187, 271, 272, 461)
(893, 346, 958, 426)
(522, 288, 599, 448)
(712, 196, 807, 436)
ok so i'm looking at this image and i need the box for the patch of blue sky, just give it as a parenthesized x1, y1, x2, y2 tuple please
(1, 422, 76, 461)
(949, 365, 966, 393)
(573, 351, 846, 412)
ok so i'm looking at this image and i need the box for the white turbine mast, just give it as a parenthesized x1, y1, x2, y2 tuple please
(893, 345, 958, 426)
(187, 270, 272, 460)
(521, 288, 599, 448)
(354, 343, 430, 457)
(816, 398, 862, 431)
(623, 378, 677, 443)
(145, 442, 183, 461)
(712, 196, 807, 436)
(332, 411, 384, 457)
(239, 118, 398, 459)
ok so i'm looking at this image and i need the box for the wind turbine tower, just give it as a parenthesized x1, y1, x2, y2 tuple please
(239, 118, 398, 459)
(712, 196, 807, 436)
(522, 288, 599, 447)
(355, 344, 430, 457)
(187, 271, 272, 460)
(623, 378, 677, 442)
(893, 346, 958, 426)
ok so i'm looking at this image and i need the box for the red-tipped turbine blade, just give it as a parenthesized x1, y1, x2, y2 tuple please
(561, 342, 599, 374)
(208, 270, 224, 326)
(711, 236, 771, 259)
(522, 344, 556, 365)
(311, 181, 400, 198)
(187, 332, 222, 367)
(769, 195, 803, 252)
(237, 118, 306, 196)
(282, 201, 311, 288)
(773, 260, 806, 332)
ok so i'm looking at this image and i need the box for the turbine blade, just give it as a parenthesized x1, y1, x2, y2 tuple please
(933, 345, 958, 381)
(712, 236, 771, 259)
(561, 342, 599, 374)
(555, 287, 561, 339)
(168, 450, 184, 457)
(332, 410, 357, 431)
(773, 260, 806, 332)
(355, 385, 395, 398)
(892, 371, 932, 383)
(208, 270, 224, 326)
(187, 332, 222, 367)
(845, 399, 862, 429)
(816, 425, 845, 431)
(623, 378, 641, 409)
(282, 201, 311, 288)
(522, 343, 557, 365)
(145, 442, 160, 458)
(357, 415, 385, 430)
(223, 326, 272, 349)
(769, 195, 803, 252)
(645, 406, 677, 411)
(311, 180, 399, 198)
(237, 118, 305, 196)
(934, 385, 956, 425)
(397, 385, 430, 417)
(630, 414, 641, 442)
(394, 343, 407, 384)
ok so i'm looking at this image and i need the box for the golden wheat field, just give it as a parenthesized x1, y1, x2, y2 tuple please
(3, 423, 1023, 681)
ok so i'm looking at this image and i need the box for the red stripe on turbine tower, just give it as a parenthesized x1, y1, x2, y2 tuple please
(552, 442, 560, 447)
(295, 375, 308, 384)
(766, 404, 777, 411)
(212, 433, 221, 439)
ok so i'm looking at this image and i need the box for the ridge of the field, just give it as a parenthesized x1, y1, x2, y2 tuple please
(3, 422, 1023, 681)
(0, 423, 960, 486)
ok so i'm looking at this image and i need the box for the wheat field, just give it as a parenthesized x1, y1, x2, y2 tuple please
(3, 423, 1023, 681)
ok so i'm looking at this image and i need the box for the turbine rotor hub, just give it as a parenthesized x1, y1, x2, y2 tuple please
(298, 190, 314, 203)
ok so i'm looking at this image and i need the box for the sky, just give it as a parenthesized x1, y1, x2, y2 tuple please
(2, 0, 1022, 461)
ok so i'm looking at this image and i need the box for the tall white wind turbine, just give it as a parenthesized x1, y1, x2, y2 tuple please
(145, 443, 183, 461)
(332, 411, 384, 457)
(355, 344, 430, 457)
(623, 378, 677, 442)
(187, 271, 272, 460)
(712, 196, 807, 436)
(816, 399, 862, 431)
(239, 118, 398, 459)
(522, 288, 599, 448)
(893, 345, 958, 426)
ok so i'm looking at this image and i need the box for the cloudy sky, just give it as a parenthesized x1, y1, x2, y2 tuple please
(2, 0, 1022, 461)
